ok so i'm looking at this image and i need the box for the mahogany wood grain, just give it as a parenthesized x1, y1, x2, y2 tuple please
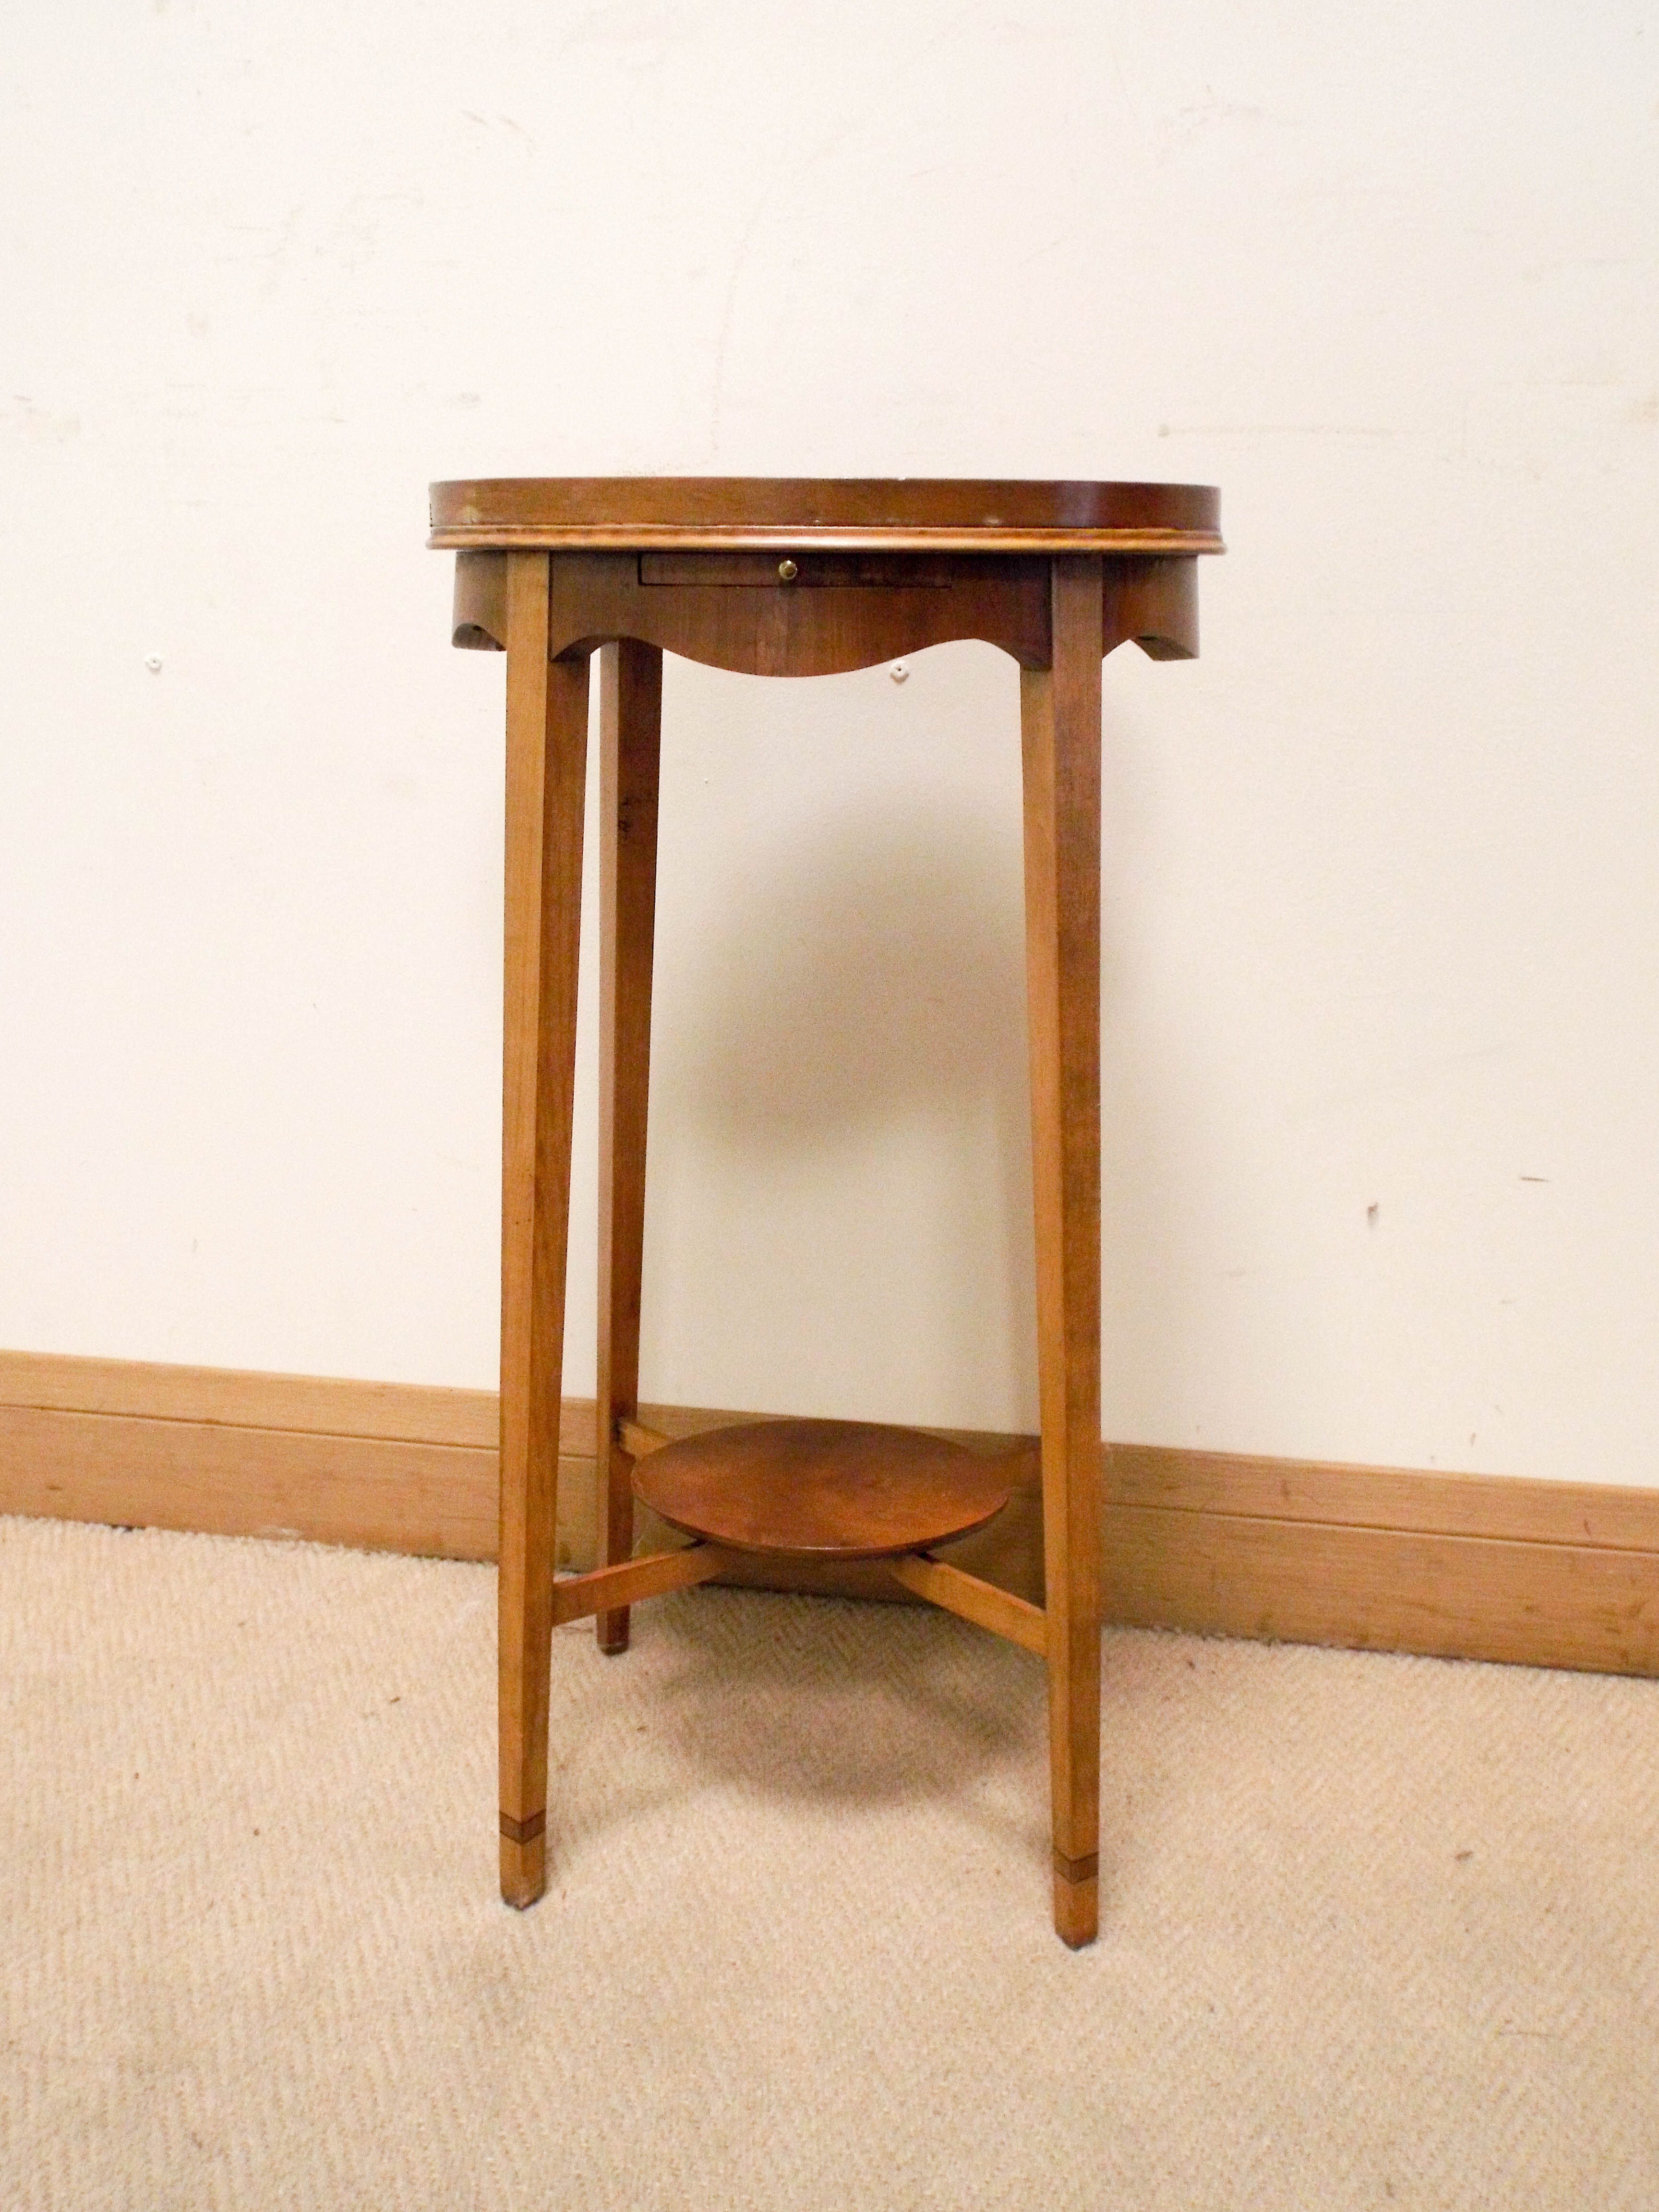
(886, 1551, 1048, 1656)
(436, 480, 1220, 1947)
(453, 549, 509, 655)
(550, 1543, 737, 1627)
(497, 553, 589, 1910)
(453, 542, 1205, 673)
(617, 1416, 670, 1459)
(546, 552, 1051, 677)
(1102, 556, 1201, 661)
(430, 476, 1222, 556)
(1021, 557, 1106, 1948)
(1052, 1851, 1100, 1948)
(595, 640, 663, 1656)
(637, 551, 1052, 589)
(632, 1418, 1013, 1559)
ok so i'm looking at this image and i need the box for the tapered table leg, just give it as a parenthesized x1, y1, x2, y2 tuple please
(1021, 555, 1105, 1948)
(595, 640, 664, 1654)
(498, 552, 590, 1908)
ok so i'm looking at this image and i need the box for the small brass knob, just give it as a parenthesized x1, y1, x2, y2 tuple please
(777, 558, 799, 582)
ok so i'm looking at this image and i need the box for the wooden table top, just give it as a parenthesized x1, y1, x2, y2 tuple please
(428, 476, 1223, 557)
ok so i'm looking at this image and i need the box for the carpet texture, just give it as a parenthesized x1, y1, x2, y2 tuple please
(4, 1512, 1657, 2210)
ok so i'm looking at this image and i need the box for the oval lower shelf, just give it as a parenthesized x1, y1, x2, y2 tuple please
(632, 1417, 1013, 1561)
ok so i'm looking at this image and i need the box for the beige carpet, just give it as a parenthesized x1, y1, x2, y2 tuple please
(4, 1513, 1657, 2210)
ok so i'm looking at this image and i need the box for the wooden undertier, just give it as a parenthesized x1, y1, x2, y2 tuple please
(544, 1414, 1050, 1656)
(631, 1416, 1014, 1558)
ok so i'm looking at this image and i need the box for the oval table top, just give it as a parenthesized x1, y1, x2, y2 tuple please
(428, 476, 1222, 557)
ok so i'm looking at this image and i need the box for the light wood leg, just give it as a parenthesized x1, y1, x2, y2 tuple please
(595, 640, 664, 1654)
(1021, 555, 1105, 1949)
(498, 553, 589, 1908)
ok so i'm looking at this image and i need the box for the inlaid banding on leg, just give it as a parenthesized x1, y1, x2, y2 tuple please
(500, 1809, 546, 1846)
(1053, 1848, 1099, 1884)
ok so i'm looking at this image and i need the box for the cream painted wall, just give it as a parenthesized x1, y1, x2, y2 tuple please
(3, 4, 1657, 1481)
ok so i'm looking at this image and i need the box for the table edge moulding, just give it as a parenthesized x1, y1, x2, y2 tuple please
(428, 474, 1224, 1948)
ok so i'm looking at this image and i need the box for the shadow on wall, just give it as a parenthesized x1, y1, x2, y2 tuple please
(649, 790, 1043, 1427)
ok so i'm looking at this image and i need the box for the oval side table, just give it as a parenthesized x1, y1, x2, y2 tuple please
(428, 476, 1223, 1947)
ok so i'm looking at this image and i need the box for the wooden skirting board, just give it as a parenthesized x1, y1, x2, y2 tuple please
(2, 1349, 1657, 1678)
